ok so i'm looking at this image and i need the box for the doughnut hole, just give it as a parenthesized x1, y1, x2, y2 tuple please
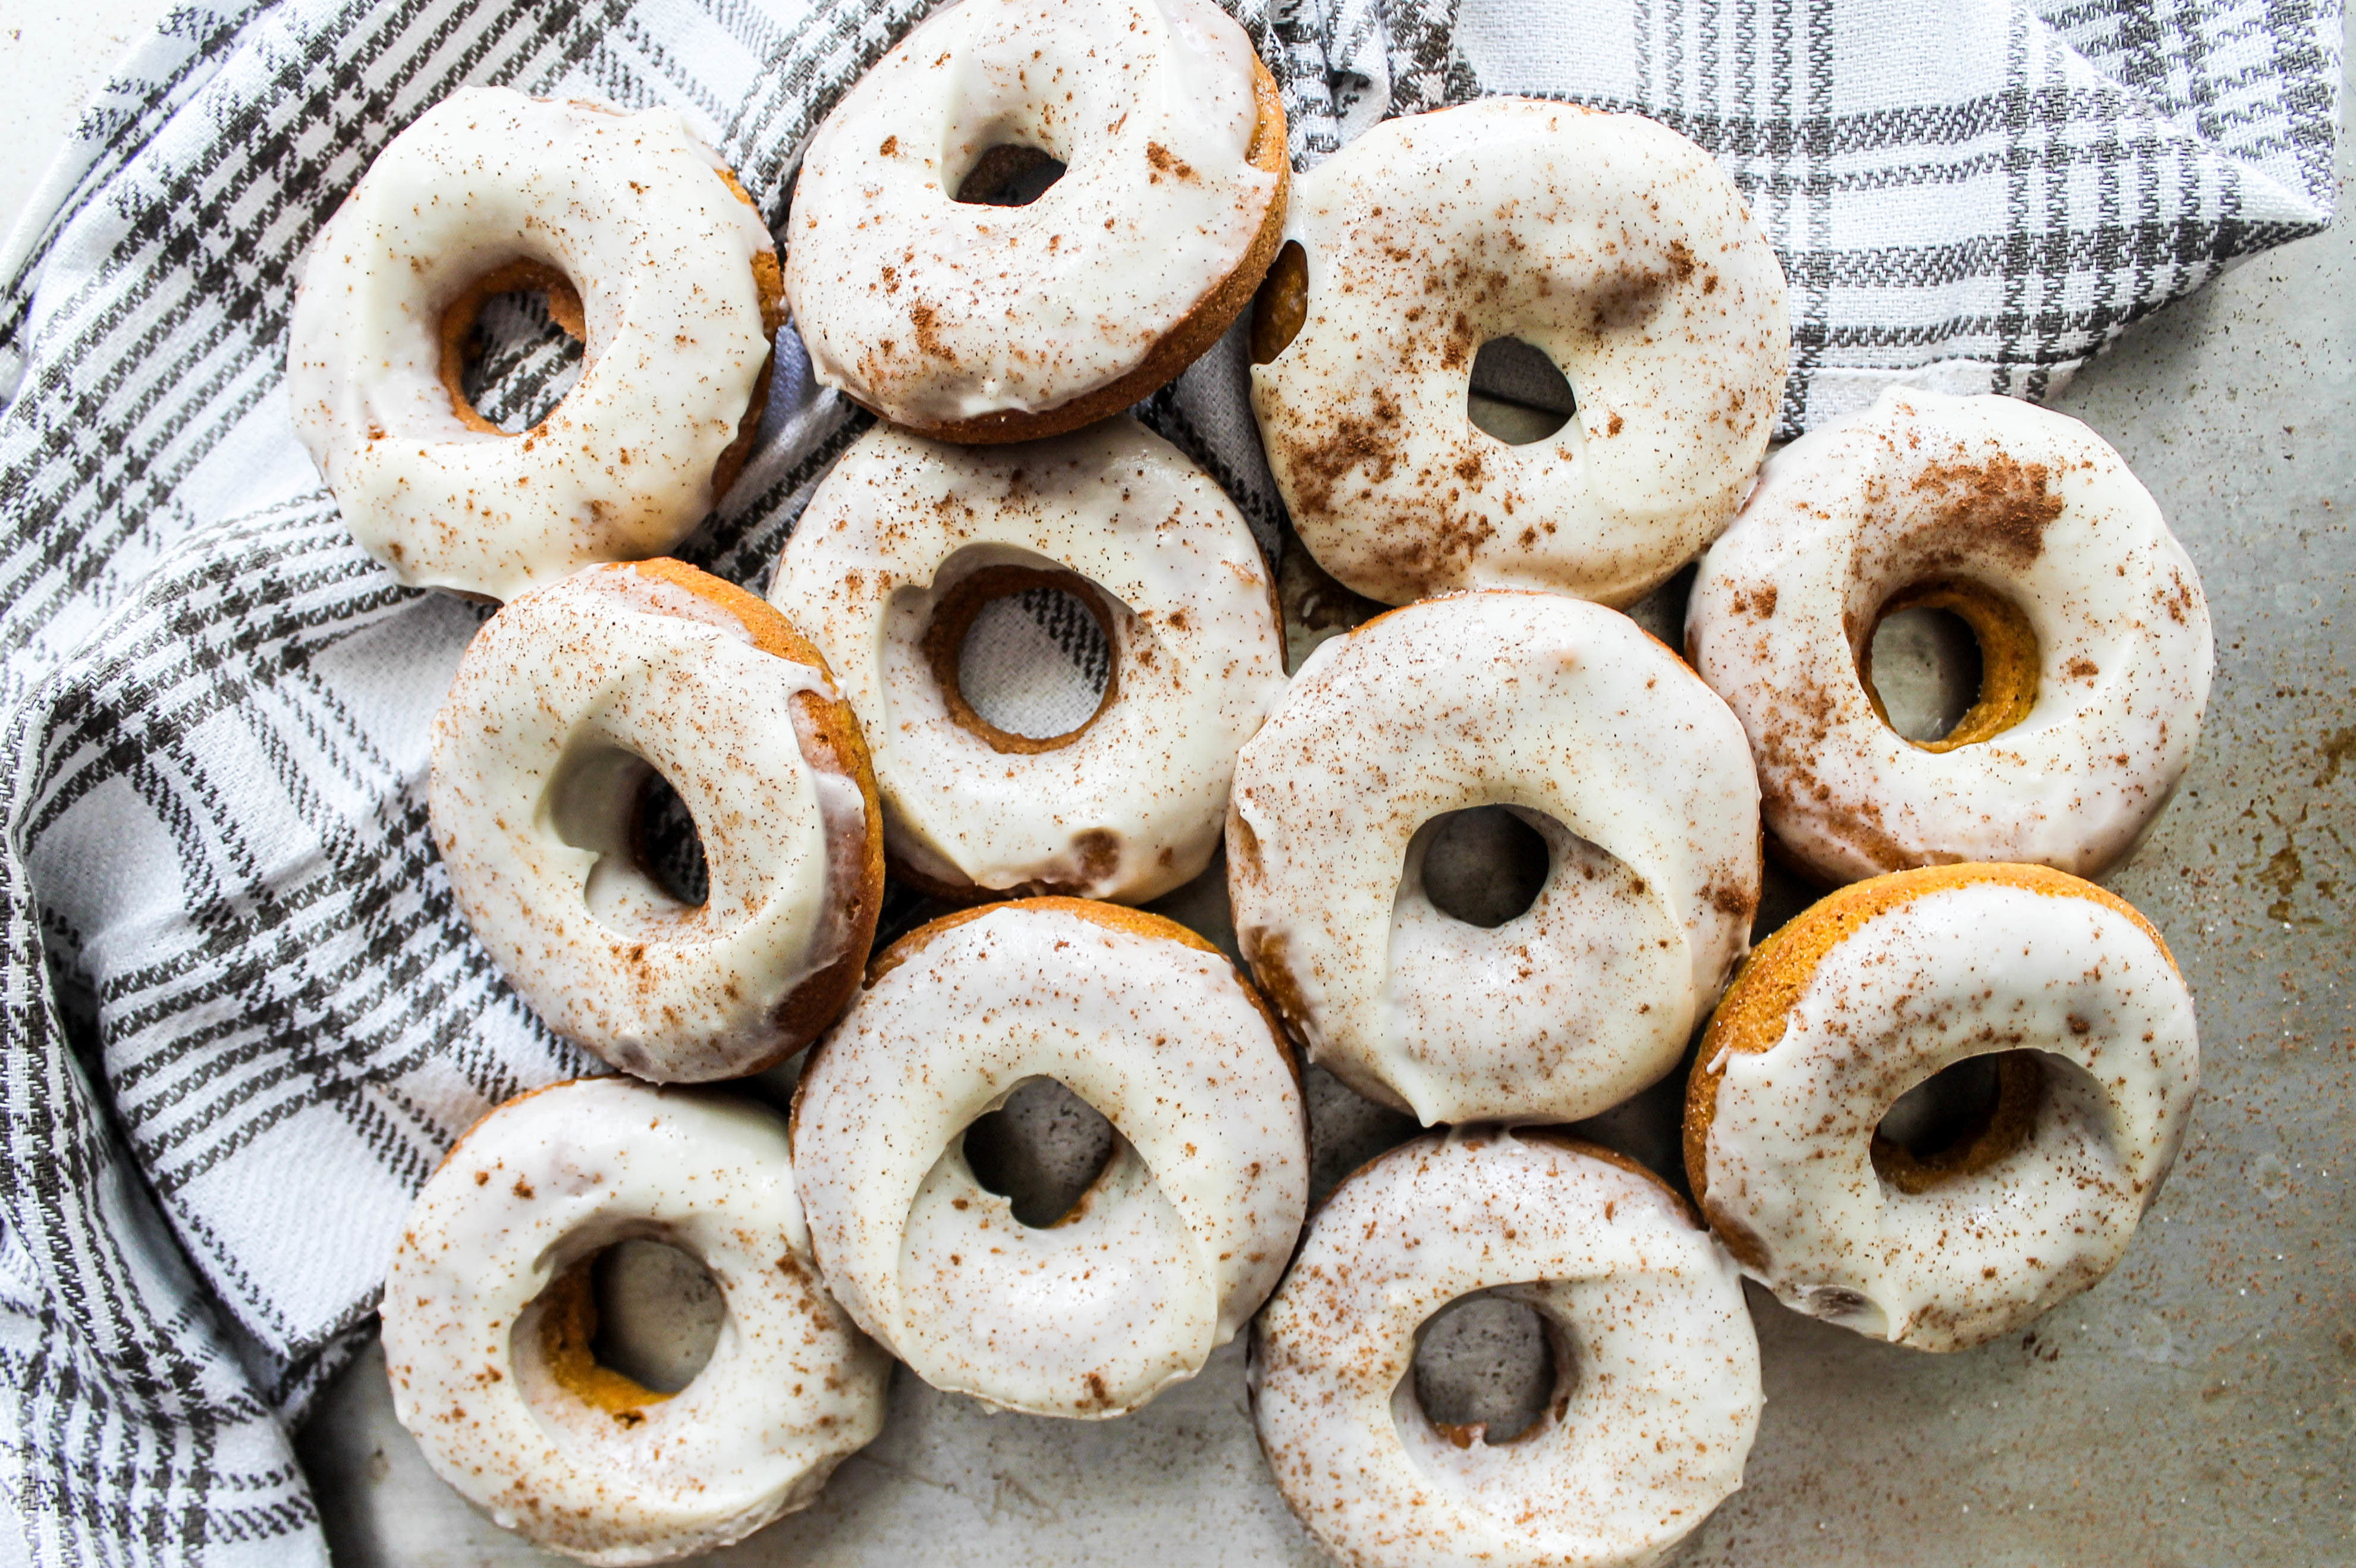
(547, 743, 710, 931)
(922, 564, 1118, 753)
(1466, 337, 1575, 445)
(1388, 807, 1686, 1121)
(439, 259, 588, 435)
(1870, 1049, 2047, 1195)
(1864, 602, 1981, 742)
(516, 1240, 725, 1424)
(953, 143, 1068, 206)
(1405, 1289, 1573, 1449)
(632, 770, 710, 907)
(960, 1076, 1122, 1228)
(1415, 806, 1551, 928)
(1250, 241, 1309, 364)
(1859, 580, 2038, 752)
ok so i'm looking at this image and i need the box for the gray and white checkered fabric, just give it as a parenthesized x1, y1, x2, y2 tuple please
(0, 0, 2338, 1559)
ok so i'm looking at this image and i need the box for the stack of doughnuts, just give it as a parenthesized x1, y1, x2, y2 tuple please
(287, 3, 2213, 1562)
(296, 4, 1308, 1560)
(1233, 77, 2206, 1568)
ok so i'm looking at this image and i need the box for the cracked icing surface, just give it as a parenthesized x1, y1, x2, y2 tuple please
(1227, 592, 1759, 1125)
(382, 1079, 888, 1566)
(773, 417, 1283, 904)
(431, 562, 880, 1081)
(1251, 97, 1789, 608)
(1251, 1132, 1761, 1568)
(786, 0, 1282, 435)
(1685, 865, 2200, 1352)
(290, 89, 778, 603)
(791, 900, 1306, 1418)
(1687, 388, 2214, 885)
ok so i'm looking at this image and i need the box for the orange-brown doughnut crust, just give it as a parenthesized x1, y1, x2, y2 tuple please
(1859, 578, 2041, 753)
(535, 1255, 673, 1419)
(1249, 240, 1309, 366)
(437, 259, 588, 436)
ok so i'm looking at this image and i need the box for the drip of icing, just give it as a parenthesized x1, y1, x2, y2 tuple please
(569, 564, 759, 642)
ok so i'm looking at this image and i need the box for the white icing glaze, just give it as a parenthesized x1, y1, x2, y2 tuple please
(1253, 98, 1789, 607)
(290, 89, 776, 602)
(1686, 388, 2214, 884)
(791, 901, 1307, 1417)
(1251, 1133, 1761, 1568)
(1227, 592, 1759, 1125)
(1699, 876, 2200, 1352)
(786, 0, 1279, 429)
(774, 417, 1284, 903)
(431, 564, 872, 1080)
(382, 1078, 888, 1566)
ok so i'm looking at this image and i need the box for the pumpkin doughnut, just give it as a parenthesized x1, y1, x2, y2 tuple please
(290, 89, 783, 603)
(381, 1077, 888, 1564)
(1227, 590, 1760, 1125)
(785, 0, 1287, 441)
(772, 417, 1284, 904)
(1683, 863, 2200, 1352)
(790, 898, 1307, 1418)
(1251, 1131, 1763, 1568)
(430, 560, 882, 1081)
(1249, 97, 1789, 607)
(1686, 388, 2214, 885)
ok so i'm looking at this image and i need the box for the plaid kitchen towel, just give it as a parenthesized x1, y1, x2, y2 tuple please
(0, 0, 2339, 1560)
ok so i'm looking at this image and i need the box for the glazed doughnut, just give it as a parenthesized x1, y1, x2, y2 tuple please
(791, 898, 1306, 1418)
(773, 417, 1284, 904)
(1249, 97, 1789, 607)
(291, 88, 783, 603)
(1227, 591, 1760, 1126)
(382, 1077, 888, 1564)
(1687, 388, 2214, 885)
(1683, 862, 2200, 1352)
(786, 0, 1287, 442)
(1251, 1132, 1762, 1568)
(431, 560, 882, 1080)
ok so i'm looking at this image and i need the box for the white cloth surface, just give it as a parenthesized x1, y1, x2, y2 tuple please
(0, 0, 2338, 1560)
